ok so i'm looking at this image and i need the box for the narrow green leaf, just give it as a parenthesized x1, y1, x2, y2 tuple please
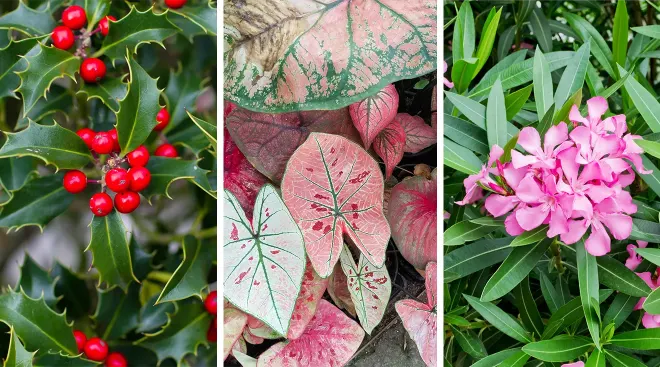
(510, 225, 548, 247)
(186, 111, 216, 151)
(444, 220, 500, 247)
(522, 336, 593, 362)
(636, 139, 660, 159)
(529, 8, 552, 52)
(450, 326, 487, 358)
(633, 25, 660, 40)
(554, 41, 590, 109)
(444, 314, 470, 327)
(533, 49, 553, 118)
(512, 277, 544, 338)
(636, 247, 660, 266)
(643, 286, 660, 314)
(553, 87, 582, 126)
(621, 64, 660, 133)
(472, 8, 502, 77)
(538, 270, 562, 314)
(444, 138, 483, 175)
(612, 0, 629, 70)
(453, 1, 475, 62)
(445, 92, 486, 128)
(603, 293, 637, 329)
(631, 217, 660, 243)
(505, 84, 533, 121)
(464, 294, 532, 344)
(605, 350, 647, 367)
(470, 348, 522, 367)
(157, 236, 215, 303)
(444, 237, 513, 282)
(585, 348, 605, 367)
(611, 328, 660, 350)
(577, 241, 601, 348)
(535, 103, 556, 136)
(88, 210, 137, 291)
(563, 13, 615, 78)
(542, 290, 612, 340)
(486, 79, 508, 148)
(451, 58, 478, 94)
(497, 26, 516, 61)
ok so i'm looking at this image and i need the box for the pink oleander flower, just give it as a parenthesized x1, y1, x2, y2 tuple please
(562, 362, 584, 367)
(455, 145, 503, 206)
(634, 269, 660, 329)
(625, 241, 648, 270)
(443, 61, 454, 89)
(512, 122, 573, 170)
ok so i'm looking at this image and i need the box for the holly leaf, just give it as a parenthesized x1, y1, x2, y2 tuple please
(281, 133, 390, 278)
(0, 173, 72, 232)
(130, 235, 155, 280)
(0, 121, 93, 170)
(164, 66, 208, 130)
(186, 111, 216, 151)
(17, 85, 73, 129)
(95, 6, 179, 64)
(136, 302, 211, 366)
(33, 352, 99, 367)
(51, 263, 92, 319)
(77, 77, 127, 113)
(339, 245, 391, 334)
(372, 120, 406, 179)
(287, 260, 329, 340)
(349, 84, 399, 148)
(168, 3, 217, 41)
(4, 327, 35, 367)
(92, 283, 140, 340)
(16, 44, 80, 115)
(397, 113, 437, 153)
(223, 184, 306, 336)
(0, 290, 77, 356)
(0, 157, 39, 192)
(143, 157, 216, 200)
(156, 236, 215, 303)
(116, 53, 163, 155)
(87, 210, 137, 291)
(16, 255, 58, 308)
(168, 123, 211, 156)
(71, 0, 110, 30)
(0, 37, 40, 99)
(137, 294, 176, 334)
(0, 2, 55, 36)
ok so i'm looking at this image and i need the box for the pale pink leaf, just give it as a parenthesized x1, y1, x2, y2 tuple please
(425, 262, 437, 308)
(242, 328, 264, 345)
(257, 299, 365, 367)
(387, 168, 437, 269)
(372, 120, 406, 179)
(233, 350, 257, 367)
(349, 84, 400, 148)
(224, 128, 268, 217)
(249, 322, 280, 339)
(396, 113, 437, 153)
(339, 245, 391, 334)
(281, 133, 391, 278)
(223, 184, 306, 336)
(224, 307, 248, 361)
(287, 260, 330, 339)
(225, 107, 360, 182)
(231, 336, 247, 355)
(327, 263, 357, 317)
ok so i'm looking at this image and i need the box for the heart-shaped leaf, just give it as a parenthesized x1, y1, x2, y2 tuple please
(87, 210, 137, 291)
(4, 327, 35, 367)
(225, 107, 359, 182)
(287, 260, 329, 340)
(164, 66, 208, 130)
(0, 37, 39, 99)
(0, 2, 55, 36)
(223, 306, 248, 361)
(143, 157, 215, 200)
(257, 299, 365, 367)
(396, 113, 437, 153)
(187, 111, 216, 151)
(349, 84, 399, 148)
(223, 184, 306, 336)
(0, 121, 93, 170)
(224, 0, 436, 112)
(156, 236, 215, 303)
(92, 283, 140, 340)
(16, 255, 57, 308)
(281, 132, 390, 278)
(223, 129, 267, 217)
(77, 77, 127, 113)
(388, 168, 437, 269)
(339, 244, 391, 334)
(373, 120, 405, 179)
(327, 263, 357, 317)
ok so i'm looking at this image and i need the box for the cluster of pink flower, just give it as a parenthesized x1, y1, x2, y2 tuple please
(457, 96, 649, 257)
(626, 240, 660, 329)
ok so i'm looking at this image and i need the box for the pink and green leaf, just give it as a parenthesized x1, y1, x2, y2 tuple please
(281, 133, 391, 278)
(373, 120, 406, 179)
(287, 260, 330, 340)
(224, 128, 268, 217)
(257, 299, 365, 367)
(339, 245, 391, 334)
(223, 306, 248, 361)
(327, 262, 357, 317)
(223, 184, 306, 336)
(396, 113, 437, 153)
(349, 84, 400, 148)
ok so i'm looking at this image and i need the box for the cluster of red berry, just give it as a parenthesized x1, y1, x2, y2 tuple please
(73, 331, 126, 367)
(165, 0, 188, 8)
(204, 290, 218, 342)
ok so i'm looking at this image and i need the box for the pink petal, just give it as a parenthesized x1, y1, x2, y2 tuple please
(504, 213, 525, 236)
(569, 126, 592, 152)
(625, 244, 643, 271)
(562, 362, 585, 367)
(485, 195, 518, 217)
(515, 175, 545, 203)
(558, 147, 579, 183)
(547, 207, 569, 237)
(584, 222, 611, 256)
(511, 150, 538, 169)
(642, 313, 660, 328)
(517, 127, 542, 154)
(638, 241, 649, 248)
(544, 122, 569, 152)
(600, 214, 632, 240)
(488, 145, 505, 167)
(585, 184, 613, 204)
(587, 96, 608, 122)
(515, 205, 549, 231)
(571, 195, 593, 219)
(560, 219, 589, 245)
(502, 164, 527, 190)
(569, 105, 588, 126)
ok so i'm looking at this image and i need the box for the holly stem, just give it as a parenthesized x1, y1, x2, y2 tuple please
(88, 179, 101, 184)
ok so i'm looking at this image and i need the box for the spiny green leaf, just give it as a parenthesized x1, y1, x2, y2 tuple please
(0, 2, 55, 36)
(0, 37, 40, 99)
(77, 77, 127, 113)
(92, 283, 140, 340)
(156, 236, 215, 304)
(51, 263, 92, 319)
(137, 294, 176, 334)
(33, 352, 99, 367)
(168, 3, 217, 40)
(143, 157, 216, 200)
(4, 327, 35, 367)
(71, 0, 110, 31)
(0, 157, 39, 192)
(16, 255, 57, 308)
(186, 111, 216, 151)
(17, 85, 73, 129)
(167, 123, 209, 156)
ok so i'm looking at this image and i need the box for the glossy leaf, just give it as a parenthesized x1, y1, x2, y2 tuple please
(51, 262, 92, 318)
(522, 336, 593, 362)
(168, 2, 217, 40)
(621, 65, 660, 133)
(563, 13, 615, 78)
(373, 120, 405, 179)
(223, 129, 267, 217)
(76, 77, 127, 113)
(612, 0, 629, 69)
(187, 111, 216, 151)
(529, 8, 552, 52)
(470, 349, 522, 367)
(444, 237, 513, 282)
(157, 236, 215, 303)
(0, 157, 38, 194)
(165, 66, 208, 129)
(0, 2, 55, 36)
(605, 350, 647, 367)
(472, 7, 502, 77)
(444, 138, 482, 175)
(4, 327, 34, 367)
(349, 84, 399, 148)
(396, 113, 436, 153)
(511, 277, 544, 338)
(533, 49, 553, 117)
(450, 325, 486, 359)
(287, 261, 329, 340)
(136, 294, 175, 334)
(576, 242, 601, 348)
(444, 219, 500, 247)
(0, 37, 39, 99)
(16, 85, 72, 129)
(143, 157, 215, 200)
(504, 84, 532, 121)
(541, 290, 612, 340)
(554, 41, 590, 109)
(224, 306, 248, 361)
(486, 78, 507, 149)
(16, 255, 57, 308)
(603, 293, 637, 329)
(223, 184, 306, 336)
(327, 263, 357, 317)
(71, 0, 110, 30)
(93, 283, 140, 340)
(281, 133, 390, 277)
(224, 0, 437, 112)
(610, 328, 660, 350)
(510, 225, 548, 247)
(443, 114, 489, 155)
(32, 353, 98, 367)
(464, 294, 532, 343)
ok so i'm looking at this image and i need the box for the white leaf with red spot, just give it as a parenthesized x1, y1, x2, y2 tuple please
(372, 120, 406, 179)
(233, 350, 257, 367)
(395, 262, 437, 367)
(388, 168, 437, 269)
(288, 260, 329, 339)
(248, 322, 280, 339)
(349, 84, 400, 148)
(327, 263, 357, 317)
(223, 184, 306, 336)
(396, 113, 436, 153)
(257, 299, 365, 367)
(339, 245, 391, 334)
(224, 307, 248, 361)
(232, 336, 247, 355)
(224, 128, 268, 217)
(281, 133, 391, 278)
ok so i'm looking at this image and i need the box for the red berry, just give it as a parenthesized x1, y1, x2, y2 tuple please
(207, 320, 217, 342)
(154, 144, 178, 158)
(108, 128, 120, 152)
(73, 330, 87, 353)
(62, 5, 87, 30)
(126, 145, 149, 167)
(114, 191, 140, 214)
(105, 352, 127, 367)
(52, 26, 74, 50)
(92, 132, 114, 154)
(99, 15, 116, 36)
(77, 128, 95, 149)
(63, 170, 87, 194)
(204, 291, 217, 315)
(80, 58, 106, 83)
(154, 108, 170, 131)
(84, 337, 108, 361)
(165, 0, 187, 9)
(128, 167, 151, 192)
(89, 193, 113, 217)
(105, 168, 130, 193)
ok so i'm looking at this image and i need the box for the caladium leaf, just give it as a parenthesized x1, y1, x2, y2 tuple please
(4, 326, 35, 367)
(373, 120, 406, 179)
(156, 236, 215, 303)
(281, 133, 390, 278)
(388, 169, 437, 269)
(233, 350, 257, 367)
(223, 128, 268, 217)
(287, 260, 329, 340)
(143, 157, 216, 200)
(224, 0, 436, 112)
(224, 306, 248, 361)
(137, 294, 175, 334)
(0, 121, 93, 170)
(0, 2, 55, 36)
(396, 113, 437, 153)
(223, 184, 306, 336)
(187, 111, 217, 151)
(87, 210, 137, 291)
(164, 66, 208, 130)
(349, 84, 399, 148)
(77, 77, 127, 113)
(0, 157, 38, 192)
(0, 173, 72, 231)
(327, 263, 357, 317)
(0, 290, 77, 356)
(94, 6, 179, 63)
(225, 107, 359, 182)
(0, 37, 39, 99)
(16, 255, 57, 308)
(257, 299, 365, 367)
(339, 244, 391, 334)
(92, 283, 140, 340)
(395, 262, 437, 367)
